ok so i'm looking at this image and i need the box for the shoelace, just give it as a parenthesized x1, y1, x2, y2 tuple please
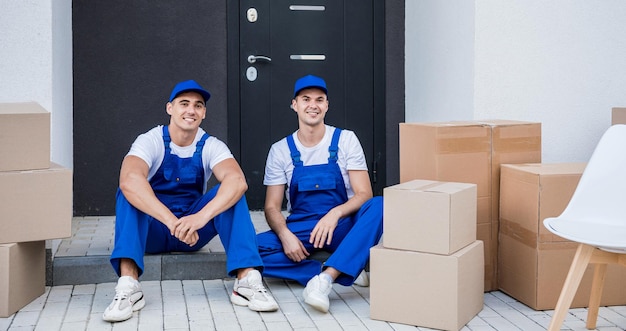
(113, 287, 135, 302)
(249, 281, 268, 293)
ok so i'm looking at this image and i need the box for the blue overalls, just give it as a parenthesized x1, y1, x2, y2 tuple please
(257, 128, 383, 286)
(110, 126, 263, 278)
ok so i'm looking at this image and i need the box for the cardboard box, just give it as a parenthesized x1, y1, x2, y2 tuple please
(497, 163, 626, 309)
(498, 235, 626, 310)
(399, 120, 541, 291)
(499, 163, 586, 244)
(482, 120, 541, 224)
(399, 122, 491, 197)
(0, 102, 50, 172)
(370, 241, 484, 331)
(383, 180, 477, 255)
(612, 107, 626, 125)
(0, 163, 72, 244)
(0, 241, 46, 317)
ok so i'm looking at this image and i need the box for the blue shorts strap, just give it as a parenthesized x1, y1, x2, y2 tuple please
(328, 128, 342, 163)
(286, 134, 303, 167)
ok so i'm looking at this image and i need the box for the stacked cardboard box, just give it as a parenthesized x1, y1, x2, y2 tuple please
(399, 120, 541, 291)
(612, 107, 626, 125)
(0, 103, 73, 317)
(499, 163, 626, 310)
(370, 180, 484, 331)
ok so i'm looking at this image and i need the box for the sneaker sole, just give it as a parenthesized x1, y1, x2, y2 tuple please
(302, 290, 329, 313)
(230, 292, 279, 312)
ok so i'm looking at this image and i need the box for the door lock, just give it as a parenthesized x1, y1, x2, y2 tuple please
(247, 55, 272, 64)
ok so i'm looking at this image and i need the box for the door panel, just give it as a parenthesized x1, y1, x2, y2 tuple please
(239, 0, 375, 209)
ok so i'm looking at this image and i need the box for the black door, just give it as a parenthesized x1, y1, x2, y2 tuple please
(238, 0, 380, 209)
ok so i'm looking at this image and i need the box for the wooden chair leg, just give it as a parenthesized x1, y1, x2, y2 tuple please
(548, 244, 595, 331)
(586, 263, 607, 329)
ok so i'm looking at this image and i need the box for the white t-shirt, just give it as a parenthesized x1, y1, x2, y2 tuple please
(127, 125, 234, 192)
(263, 125, 368, 208)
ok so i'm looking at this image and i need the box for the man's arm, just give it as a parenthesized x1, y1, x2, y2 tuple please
(309, 169, 373, 248)
(265, 184, 310, 262)
(119, 155, 179, 232)
(174, 158, 248, 244)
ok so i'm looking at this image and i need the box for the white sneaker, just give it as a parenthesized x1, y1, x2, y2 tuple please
(354, 270, 370, 287)
(102, 276, 145, 322)
(302, 275, 332, 313)
(231, 270, 279, 312)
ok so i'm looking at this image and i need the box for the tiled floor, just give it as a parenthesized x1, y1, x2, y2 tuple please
(2, 214, 626, 330)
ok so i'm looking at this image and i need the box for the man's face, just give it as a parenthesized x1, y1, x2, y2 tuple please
(292, 88, 329, 127)
(166, 91, 206, 132)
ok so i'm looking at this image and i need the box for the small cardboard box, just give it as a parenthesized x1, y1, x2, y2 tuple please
(383, 180, 477, 255)
(0, 102, 50, 172)
(0, 163, 72, 244)
(370, 241, 484, 331)
(612, 107, 626, 125)
(497, 163, 626, 309)
(0, 241, 46, 317)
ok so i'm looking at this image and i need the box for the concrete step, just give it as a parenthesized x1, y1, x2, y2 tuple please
(50, 251, 228, 286)
(48, 214, 265, 286)
(48, 212, 332, 286)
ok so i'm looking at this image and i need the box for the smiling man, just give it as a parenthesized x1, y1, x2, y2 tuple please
(103, 80, 278, 323)
(257, 75, 383, 313)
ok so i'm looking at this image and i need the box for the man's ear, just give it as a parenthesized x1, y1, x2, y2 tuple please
(291, 99, 297, 112)
(166, 102, 172, 115)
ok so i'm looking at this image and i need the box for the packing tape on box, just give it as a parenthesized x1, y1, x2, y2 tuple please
(499, 218, 538, 249)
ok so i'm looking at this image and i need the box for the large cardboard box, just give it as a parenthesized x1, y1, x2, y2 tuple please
(482, 120, 542, 226)
(0, 102, 50, 172)
(399, 122, 491, 198)
(370, 241, 484, 331)
(399, 120, 541, 291)
(0, 241, 46, 317)
(612, 107, 626, 125)
(0, 163, 72, 244)
(498, 163, 626, 309)
(383, 180, 477, 255)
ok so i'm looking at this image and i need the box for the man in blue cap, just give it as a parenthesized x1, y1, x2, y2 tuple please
(103, 80, 278, 322)
(257, 74, 383, 313)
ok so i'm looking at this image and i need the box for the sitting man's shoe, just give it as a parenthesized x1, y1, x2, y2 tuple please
(353, 270, 370, 287)
(302, 274, 332, 313)
(102, 276, 145, 322)
(231, 269, 279, 312)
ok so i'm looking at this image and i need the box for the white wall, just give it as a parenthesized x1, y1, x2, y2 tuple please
(405, 1, 475, 123)
(0, 0, 73, 169)
(407, 0, 626, 163)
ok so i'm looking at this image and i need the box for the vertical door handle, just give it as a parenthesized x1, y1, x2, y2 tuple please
(248, 55, 272, 64)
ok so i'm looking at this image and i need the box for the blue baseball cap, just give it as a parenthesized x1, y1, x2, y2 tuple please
(169, 80, 211, 102)
(293, 75, 328, 98)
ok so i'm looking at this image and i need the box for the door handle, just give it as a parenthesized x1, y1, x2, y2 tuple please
(248, 55, 272, 64)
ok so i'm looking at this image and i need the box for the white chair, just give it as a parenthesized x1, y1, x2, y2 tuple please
(543, 124, 626, 330)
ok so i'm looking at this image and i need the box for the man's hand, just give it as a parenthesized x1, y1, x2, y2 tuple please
(280, 231, 310, 262)
(172, 213, 208, 246)
(309, 211, 340, 248)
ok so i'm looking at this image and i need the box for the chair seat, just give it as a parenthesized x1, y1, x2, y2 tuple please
(544, 218, 626, 253)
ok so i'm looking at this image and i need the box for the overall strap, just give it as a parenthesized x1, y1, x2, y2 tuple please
(162, 125, 172, 154)
(194, 133, 210, 154)
(286, 134, 303, 167)
(328, 128, 342, 164)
